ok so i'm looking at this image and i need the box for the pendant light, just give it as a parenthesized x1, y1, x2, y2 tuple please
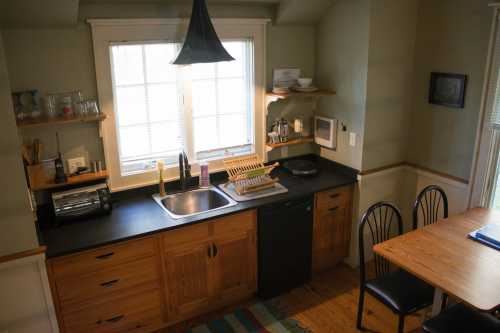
(173, 0, 235, 65)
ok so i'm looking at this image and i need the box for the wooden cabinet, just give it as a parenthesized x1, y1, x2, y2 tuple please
(48, 237, 165, 333)
(162, 210, 257, 325)
(312, 185, 354, 274)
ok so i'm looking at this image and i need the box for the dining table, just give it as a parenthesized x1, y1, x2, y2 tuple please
(373, 207, 500, 316)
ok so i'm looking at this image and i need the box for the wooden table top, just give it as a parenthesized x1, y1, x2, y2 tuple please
(373, 208, 500, 312)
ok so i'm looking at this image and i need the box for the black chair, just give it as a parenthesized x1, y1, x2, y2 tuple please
(423, 303, 500, 333)
(357, 202, 434, 333)
(413, 185, 448, 230)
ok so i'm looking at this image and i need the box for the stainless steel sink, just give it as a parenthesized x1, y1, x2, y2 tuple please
(153, 186, 237, 219)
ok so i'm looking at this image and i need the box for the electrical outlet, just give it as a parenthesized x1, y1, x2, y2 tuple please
(67, 157, 86, 174)
(281, 146, 289, 158)
(349, 132, 356, 147)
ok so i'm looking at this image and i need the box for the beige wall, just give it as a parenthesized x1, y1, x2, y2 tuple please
(0, 33, 38, 256)
(316, 0, 370, 171)
(362, 0, 418, 171)
(2, 3, 316, 164)
(408, 0, 492, 180)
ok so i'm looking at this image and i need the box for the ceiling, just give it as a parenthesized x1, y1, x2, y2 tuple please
(0, 0, 334, 28)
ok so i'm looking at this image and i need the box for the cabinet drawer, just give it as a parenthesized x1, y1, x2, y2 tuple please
(316, 186, 352, 211)
(57, 256, 160, 306)
(212, 210, 256, 236)
(62, 288, 162, 333)
(163, 222, 210, 250)
(51, 238, 156, 279)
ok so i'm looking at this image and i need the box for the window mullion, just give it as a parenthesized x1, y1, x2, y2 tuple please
(181, 65, 195, 161)
(215, 64, 221, 148)
(141, 45, 153, 159)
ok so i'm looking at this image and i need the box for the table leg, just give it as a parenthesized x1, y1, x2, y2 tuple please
(431, 288, 444, 316)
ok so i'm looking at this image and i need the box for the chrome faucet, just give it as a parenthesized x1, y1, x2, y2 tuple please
(178, 151, 192, 190)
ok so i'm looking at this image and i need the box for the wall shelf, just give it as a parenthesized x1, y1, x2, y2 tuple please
(17, 114, 106, 129)
(266, 89, 336, 101)
(266, 136, 314, 151)
(27, 167, 108, 191)
(265, 89, 336, 114)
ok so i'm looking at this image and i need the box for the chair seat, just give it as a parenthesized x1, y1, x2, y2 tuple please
(365, 269, 434, 314)
(423, 303, 500, 333)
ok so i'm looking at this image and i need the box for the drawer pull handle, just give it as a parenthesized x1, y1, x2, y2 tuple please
(330, 193, 340, 199)
(100, 279, 119, 287)
(95, 252, 114, 260)
(106, 315, 124, 323)
(96, 315, 124, 325)
(329, 206, 339, 212)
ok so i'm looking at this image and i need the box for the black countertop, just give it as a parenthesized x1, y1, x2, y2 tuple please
(38, 156, 357, 258)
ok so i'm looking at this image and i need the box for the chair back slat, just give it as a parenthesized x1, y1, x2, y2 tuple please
(413, 185, 448, 230)
(358, 202, 403, 284)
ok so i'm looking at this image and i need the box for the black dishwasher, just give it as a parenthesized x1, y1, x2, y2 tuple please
(257, 195, 314, 299)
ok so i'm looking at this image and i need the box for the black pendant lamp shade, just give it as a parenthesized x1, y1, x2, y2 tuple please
(173, 0, 235, 65)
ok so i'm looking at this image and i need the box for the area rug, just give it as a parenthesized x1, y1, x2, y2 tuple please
(187, 301, 312, 333)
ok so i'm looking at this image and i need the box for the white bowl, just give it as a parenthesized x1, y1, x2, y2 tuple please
(297, 78, 312, 88)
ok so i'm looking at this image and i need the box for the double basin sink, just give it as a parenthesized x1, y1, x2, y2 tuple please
(153, 186, 237, 219)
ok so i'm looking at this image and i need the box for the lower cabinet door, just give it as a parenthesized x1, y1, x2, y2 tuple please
(164, 240, 212, 322)
(313, 204, 350, 273)
(211, 229, 257, 305)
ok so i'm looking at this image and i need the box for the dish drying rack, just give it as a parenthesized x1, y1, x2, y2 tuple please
(223, 154, 279, 195)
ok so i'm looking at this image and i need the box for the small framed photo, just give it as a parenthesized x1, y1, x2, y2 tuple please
(273, 68, 301, 88)
(429, 72, 467, 108)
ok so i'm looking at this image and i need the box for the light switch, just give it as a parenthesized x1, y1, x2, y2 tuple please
(349, 132, 356, 147)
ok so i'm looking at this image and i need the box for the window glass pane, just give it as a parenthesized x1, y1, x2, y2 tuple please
(112, 45, 144, 85)
(219, 114, 248, 148)
(193, 117, 218, 152)
(148, 83, 179, 122)
(150, 122, 181, 153)
(145, 44, 177, 83)
(115, 86, 147, 126)
(218, 78, 245, 115)
(192, 63, 216, 80)
(119, 125, 150, 158)
(192, 80, 216, 117)
(218, 42, 245, 78)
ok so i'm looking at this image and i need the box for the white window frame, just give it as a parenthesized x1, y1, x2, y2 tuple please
(88, 18, 269, 192)
(469, 5, 500, 207)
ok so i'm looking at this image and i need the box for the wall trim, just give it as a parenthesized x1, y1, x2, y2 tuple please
(87, 18, 272, 27)
(0, 245, 46, 265)
(360, 162, 469, 185)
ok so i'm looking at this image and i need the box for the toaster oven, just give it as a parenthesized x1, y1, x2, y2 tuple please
(52, 183, 111, 223)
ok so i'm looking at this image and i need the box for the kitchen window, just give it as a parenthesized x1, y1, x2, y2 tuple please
(89, 19, 267, 191)
(110, 40, 254, 175)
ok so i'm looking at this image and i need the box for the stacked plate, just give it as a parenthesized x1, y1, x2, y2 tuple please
(291, 86, 319, 92)
(272, 86, 290, 94)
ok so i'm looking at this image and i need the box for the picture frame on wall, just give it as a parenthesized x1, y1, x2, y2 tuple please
(429, 72, 467, 108)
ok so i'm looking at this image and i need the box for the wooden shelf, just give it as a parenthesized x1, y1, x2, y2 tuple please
(266, 89, 336, 100)
(266, 136, 314, 149)
(27, 166, 108, 191)
(17, 114, 106, 129)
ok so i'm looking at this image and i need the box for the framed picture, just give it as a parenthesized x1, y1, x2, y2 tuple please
(429, 72, 467, 108)
(273, 68, 301, 88)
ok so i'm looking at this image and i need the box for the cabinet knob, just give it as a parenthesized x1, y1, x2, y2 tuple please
(212, 244, 218, 257)
(329, 206, 339, 212)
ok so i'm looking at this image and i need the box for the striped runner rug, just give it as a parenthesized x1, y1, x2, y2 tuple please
(187, 302, 311, 333)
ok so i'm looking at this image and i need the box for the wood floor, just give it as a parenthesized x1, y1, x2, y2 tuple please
(159, 264, 425, 333)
